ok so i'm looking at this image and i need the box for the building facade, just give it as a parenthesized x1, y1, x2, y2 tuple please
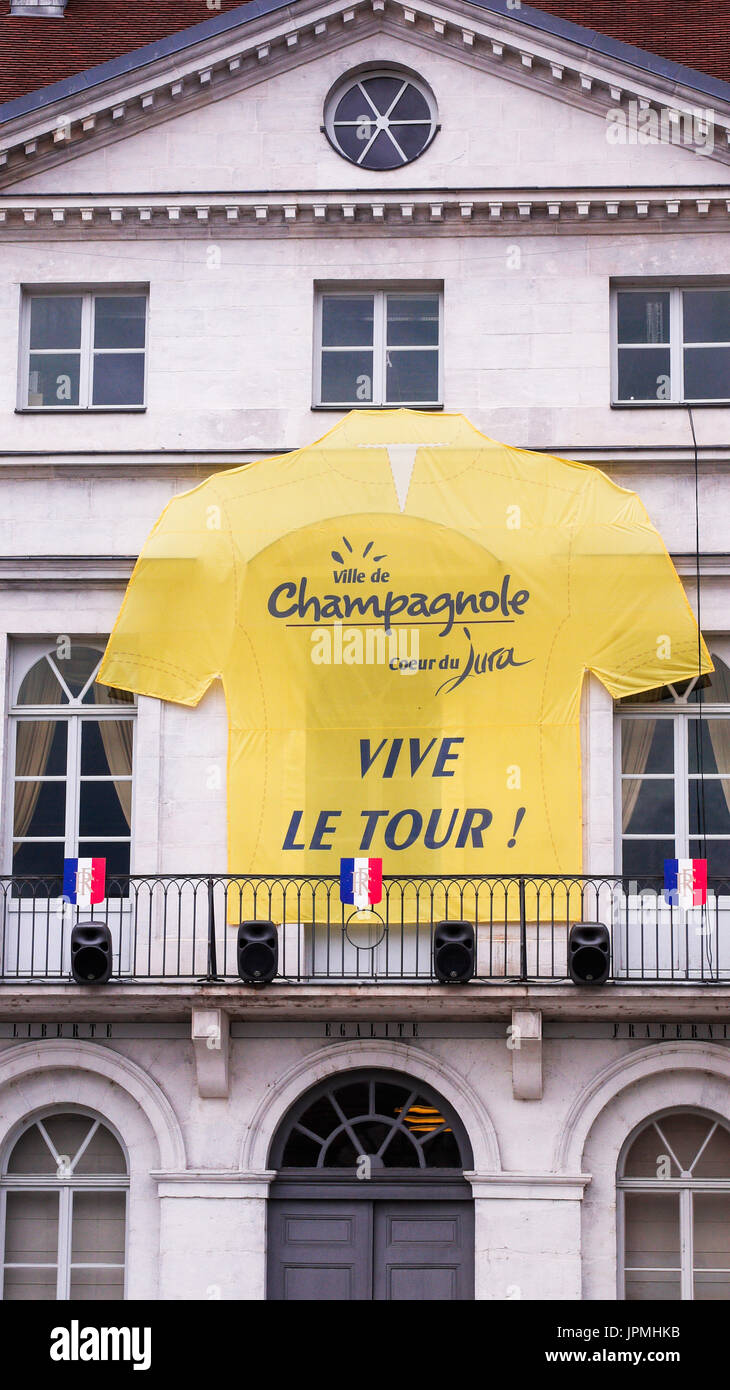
(1, 0, 730, 1301)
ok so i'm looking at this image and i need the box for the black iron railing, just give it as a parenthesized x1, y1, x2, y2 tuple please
(1, 873, 729, 984)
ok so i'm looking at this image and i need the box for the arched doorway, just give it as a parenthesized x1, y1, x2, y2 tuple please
(266, 1068, 474, 1301)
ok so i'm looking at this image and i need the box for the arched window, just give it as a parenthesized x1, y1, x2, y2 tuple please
(617, 640, 730, 881)
(270, 1070, 472, 1171)
(618, 1109, 730, 1300)
(9, 641, 135, 893)
(1, 1110, 128, 1300)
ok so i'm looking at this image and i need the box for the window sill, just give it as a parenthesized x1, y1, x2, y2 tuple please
(16, 407, 147, 414)
(312, 402, 444, 412)
(611, 401, 730, 409)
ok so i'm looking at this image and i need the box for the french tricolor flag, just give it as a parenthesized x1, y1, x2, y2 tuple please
(63, 857, 106, 907)
(340, 857, 383, 909)
(664, 858, 707, 909)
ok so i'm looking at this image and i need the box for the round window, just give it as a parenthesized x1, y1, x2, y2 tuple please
(324, 68, 438, 170)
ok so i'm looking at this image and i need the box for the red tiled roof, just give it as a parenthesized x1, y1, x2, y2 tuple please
(0, 0, 728, 109)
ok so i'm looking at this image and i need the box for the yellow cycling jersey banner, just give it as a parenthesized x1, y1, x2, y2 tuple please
(99, 409, 711, 901)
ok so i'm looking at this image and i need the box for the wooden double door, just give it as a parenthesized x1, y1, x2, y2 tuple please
(267, 1197, 474, 1301)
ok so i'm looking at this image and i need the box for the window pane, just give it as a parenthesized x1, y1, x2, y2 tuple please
(321, 350, 373, 403)
(689, 719, 730, 776)
(79, 781, 131, 838)
(622, 779, 674, 835)
(622, 838, 675, 880)
(81, 720, 133, 777)
(77, 840, 130, 885)
(92, 353, 145, 406)
(683, 290, 730, 344)
(684, 347, 730, 400)
(15, 721, 67, 778)
(693, 656, 730, 703)
(621, 720, 673, 775)
(296, 1095, 338, 1140)
(359, 128, 401, 170)
(333, 85, 374, 123)
(7, 1124, 57, 1175)
(334, 1081, 370, 1117)
(4, 1190, 59, 1264)
(623, 1123, 678, 1178)
(29, 296, 82, 350)
(694, 1127, 730, 1177)
(386, 349, 439, 402)
(617, 292, 670, 344)
(28, 353, 80, 407)
(2, 1267, 58, 1299)
(73, 1125, 126, 1176)
(617, 348, 671, 402)
(89, 680, 134, 707)
(71, 1191, 126, 1263)
(389, 123, 431, 160)
(689, 838, 730, 878)
(656, 1113, 715, 1173)
(694, 1194, 730, 1299)
(93, 296, 146, 350)
(624, 1191, 681, 1300)
(689, 780, 730, 835)
(332, 123, 375, 162)
(70, 1266, 125, 1300)
(13, 779, 66, 838)
(360, 75, 405, 113)
(321, 297, 374, 347)
(390, 86, 430, 121)
(387, 296, 439, 347)
(12, 839, 65, 882)
(16, 658, 68, 706)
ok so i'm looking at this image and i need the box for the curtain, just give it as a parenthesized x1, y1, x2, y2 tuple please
(701, 659, 730, 814)
(14, 658, 63, 839)
(93, 685, 133, 827)
(622, 718, 657, 832)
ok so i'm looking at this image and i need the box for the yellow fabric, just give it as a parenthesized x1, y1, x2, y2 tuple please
(99, 409, 711, 909)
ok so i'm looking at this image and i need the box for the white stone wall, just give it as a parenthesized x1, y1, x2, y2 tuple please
(1, 1032, 728, 1299)
(2, 228, 730, 457)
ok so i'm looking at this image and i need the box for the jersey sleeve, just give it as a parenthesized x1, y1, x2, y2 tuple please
(571, 479, 712, 699)
(97, 483, 235, 706)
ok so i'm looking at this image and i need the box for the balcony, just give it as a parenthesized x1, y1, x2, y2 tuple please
(0, 873, 728, 985)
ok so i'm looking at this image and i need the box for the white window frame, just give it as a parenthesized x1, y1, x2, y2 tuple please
(614, 641, 730, 875)
(18, 288, 148, 411)
(7, 641, 136, 878)
(0, 1109, 129, 1301)
(617, 1109, 730, 1301)
(611, 284, 730, 405)
(313, 286, 443, 408)
(323, 67, 439, 170)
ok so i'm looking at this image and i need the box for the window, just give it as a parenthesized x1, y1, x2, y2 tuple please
(270, 1071, 470, 1170)
(20, 291, 147, 409)
(315, 289, 442, 406)
(616, 644, 730, 879)
(10, 643, 135, 893)
(324, 68, 437, 169)
(613, 286, 730, 403)
(619, 1110, 730, 1300)
(1, 1111, 127, 1300)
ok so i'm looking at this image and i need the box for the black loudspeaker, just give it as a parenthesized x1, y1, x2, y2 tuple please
(433, 920, 475, 983)
(237, 920, 278, 984)
(70, 921, 112, 985)
(569, 922, 611, 985)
